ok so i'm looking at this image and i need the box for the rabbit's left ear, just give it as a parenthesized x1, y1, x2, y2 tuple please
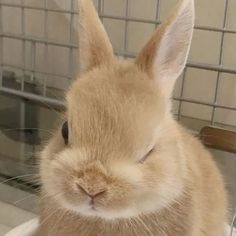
(78, 0, 114, 74)
(136, 0, 194, 97)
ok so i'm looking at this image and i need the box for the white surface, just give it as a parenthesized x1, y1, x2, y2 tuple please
(4, 218, 236, 236)
(4, 218, 38, 236)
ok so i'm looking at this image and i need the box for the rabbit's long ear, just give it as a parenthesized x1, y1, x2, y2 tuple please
(78, 0, 114, 73)
(136, 0, 194, 97)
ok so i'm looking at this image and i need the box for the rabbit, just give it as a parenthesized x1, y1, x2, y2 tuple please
(37, 0, 228, 235)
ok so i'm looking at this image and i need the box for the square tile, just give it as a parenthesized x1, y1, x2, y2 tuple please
(128, 0, 157, 20)
(180, 102, 213, 121)
(44, 74, 70, 92)
(214, 108, 236, 127)
(2, 6, 21, 34)
(48, 12, 71, 43)
(24, 41, 33, 71)
(47, 0, 72, 11)
(35, 44, 46, 73)
(180, 116, 210, 132)
(226, 0, 236, 30)
(103, 19, 125, 52)
(217, 73, 236, 108)
(195, 0, 225, 28)
(25, 9, 44, 38)
(24, 0, 44, 8)
(47, 45, 69, 77)
(3, 38, 23, 67)
(127, 22, 155, 53)
(189, 29, 222, 64)
(182, 68, 217, 103)
(103, 0, 126, 17)
(159, 0, 178, 21)
(1, 0, 21, 5)
(222, 33, 236, 68)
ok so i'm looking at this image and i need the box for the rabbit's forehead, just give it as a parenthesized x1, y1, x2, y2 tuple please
(66, 70, 166, 151)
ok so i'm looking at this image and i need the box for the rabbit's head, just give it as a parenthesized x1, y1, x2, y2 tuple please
(41, 0, 195, 220)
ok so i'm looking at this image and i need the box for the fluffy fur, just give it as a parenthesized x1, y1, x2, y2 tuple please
(38, 0, 227, 235)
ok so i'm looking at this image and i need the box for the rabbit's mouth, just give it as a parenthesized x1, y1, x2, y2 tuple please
(58, 194, 139, 220)
(78, 206, 138, 220)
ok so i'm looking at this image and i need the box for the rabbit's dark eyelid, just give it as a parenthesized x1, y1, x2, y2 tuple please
(138, 147, 155, 164)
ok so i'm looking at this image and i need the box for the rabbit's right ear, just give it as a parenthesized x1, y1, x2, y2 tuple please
(136, 0, 194, 98)
(78, 0, 114, 74)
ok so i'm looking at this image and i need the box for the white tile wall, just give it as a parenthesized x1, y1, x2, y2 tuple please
(47, 45, 70, 77)
(35, 44, 46, 73)
(189, 30, 222, 64)
(23, 0, 44, 8)
(226, 0, 236, 30)
(47, 12, 71, 43)
(47, 0, 71, 10)
(181, 102, 212, 121)
(159, 0, 178, 20)
(3, 38, 23, 67)
(103, 19, 125, 52)
(1, 0, 21, 5)
(194, 0, 225, 28)
(222, 33, 236, 68)
(1, 0, 236, 126)
(215, 108, 236, 128)
(2, 6, 21, 35)
(128, 0, 157, 20)
(25, 9, 44, 38)
(103, 0, 126, 17)
(127, 22, 155, 53)
(217, 73, 236, 108)
(183, 68, 217, 103)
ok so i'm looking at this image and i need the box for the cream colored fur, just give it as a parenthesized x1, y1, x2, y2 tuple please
(38, 0, 227, 235)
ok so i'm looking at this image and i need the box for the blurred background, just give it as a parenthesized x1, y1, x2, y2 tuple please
(0, 0, 235, 234)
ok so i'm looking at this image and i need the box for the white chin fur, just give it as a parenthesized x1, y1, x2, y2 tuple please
(57, 197, 138, 220)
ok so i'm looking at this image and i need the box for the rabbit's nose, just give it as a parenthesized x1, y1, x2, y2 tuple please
(76, 183, 107, 199)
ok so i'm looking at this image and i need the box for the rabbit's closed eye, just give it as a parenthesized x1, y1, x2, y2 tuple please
(139, 147, 155, 164)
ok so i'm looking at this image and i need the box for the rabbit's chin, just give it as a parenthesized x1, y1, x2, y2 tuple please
(59, 200, 139, 220)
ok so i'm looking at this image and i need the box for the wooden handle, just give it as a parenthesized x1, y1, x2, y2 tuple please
(200, 126, 236, 153)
